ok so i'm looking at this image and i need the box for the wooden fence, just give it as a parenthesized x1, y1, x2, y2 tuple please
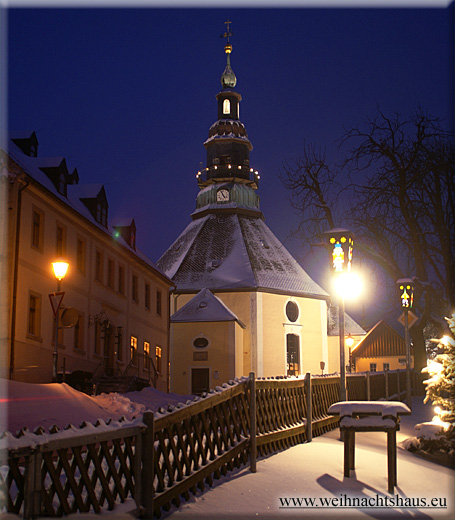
(0, 369, 416, 519)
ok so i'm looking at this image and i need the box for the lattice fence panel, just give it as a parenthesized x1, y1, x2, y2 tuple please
(39, 436, 139, 517)
(0, 454, 26, 514)
(152, 382, 250, 516)
(311, 377, 340, 436)
(369, 373, 386, 400)
(347, 375, 367, 400)
(255, 379, 307, 456)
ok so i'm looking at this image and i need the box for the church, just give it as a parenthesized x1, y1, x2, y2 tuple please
(157, 27, 364, 395)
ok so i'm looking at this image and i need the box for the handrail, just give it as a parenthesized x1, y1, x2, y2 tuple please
(122, 350, 158, 387)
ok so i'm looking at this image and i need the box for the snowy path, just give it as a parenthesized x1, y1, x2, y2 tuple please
(160, 398, 454, 520)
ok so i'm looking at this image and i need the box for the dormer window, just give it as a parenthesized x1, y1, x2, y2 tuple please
(96, 202, 107, 227)
(79, 185, 108, 228)
(223, 99, 230, 115)
(58, 173, 67, 196)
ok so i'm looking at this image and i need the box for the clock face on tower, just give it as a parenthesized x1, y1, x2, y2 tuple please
(217, 189, 230, 202)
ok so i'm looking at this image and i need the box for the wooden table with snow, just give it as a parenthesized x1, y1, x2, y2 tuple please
(328, 401, 411, 493)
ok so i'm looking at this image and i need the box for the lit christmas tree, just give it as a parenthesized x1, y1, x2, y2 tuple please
(418, 313, 455, 455)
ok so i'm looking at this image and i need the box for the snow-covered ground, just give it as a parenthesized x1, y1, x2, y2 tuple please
(0, 379, 193, 434)
(157, 397, 454, 520)
(1, 380, 453, 520)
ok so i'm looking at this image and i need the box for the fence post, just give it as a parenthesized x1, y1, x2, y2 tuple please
(249, 372, 257, 473)
(304, 372, 312, 442)
(141, 411, 155, 519)
(23, 451, 35, 520)
(397, 370, 401, 401)
(385, 368, 389, 400)
(366, 372, 371, 401)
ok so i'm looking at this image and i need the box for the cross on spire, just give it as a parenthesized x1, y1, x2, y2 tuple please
(221, 19, 233, 43)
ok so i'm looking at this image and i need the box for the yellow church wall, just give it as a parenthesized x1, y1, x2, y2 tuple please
(170, 320, 241, 395)
(171, 289, 329, 381)
(173, 291, 253, 376)
(260, 293, 328, 377)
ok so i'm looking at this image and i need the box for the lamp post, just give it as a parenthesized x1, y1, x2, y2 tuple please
(51, 259, 69, 382)
(396, 278, 414, 409)
(345, 334, 355, 373)
(323, 228, 354, 402)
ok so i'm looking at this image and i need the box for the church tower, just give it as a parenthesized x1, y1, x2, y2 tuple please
(157, 24, 334, 395)
(194, 24, 261, 219)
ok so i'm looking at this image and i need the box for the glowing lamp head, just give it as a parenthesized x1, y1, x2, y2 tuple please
(52, 259, 69, 281)
(396, 278, 414, 309)
(323, 228, 354, 274)
(345, 335, 355, 348)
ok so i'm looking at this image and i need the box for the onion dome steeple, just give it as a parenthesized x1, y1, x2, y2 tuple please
(221, 29, 237, 88)
(194, 21, 261, 219)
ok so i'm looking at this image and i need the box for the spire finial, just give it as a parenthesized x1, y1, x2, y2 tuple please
(221, 19, 233, 54)
(220, 20, 236, 88)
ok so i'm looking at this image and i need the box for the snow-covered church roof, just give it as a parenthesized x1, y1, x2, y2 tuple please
(157, 212, 329, 298)
(171, 288, 245, 326)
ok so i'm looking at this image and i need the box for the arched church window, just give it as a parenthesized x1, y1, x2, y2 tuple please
(286, 301, 299, 322)
(223, 99, 230, 115)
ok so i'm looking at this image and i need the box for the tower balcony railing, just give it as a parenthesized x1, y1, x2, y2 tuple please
(196, 164, 260, 188)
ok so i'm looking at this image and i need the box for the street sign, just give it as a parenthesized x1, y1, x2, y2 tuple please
(397, 310, 418, 328)
(49, 291, 65, 316)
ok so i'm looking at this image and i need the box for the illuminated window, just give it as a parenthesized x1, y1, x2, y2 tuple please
(223, 99, 230, 114)
(130, 335, 138, 363)
(144, 341, 150, 370)
(156, 346, 162, 373)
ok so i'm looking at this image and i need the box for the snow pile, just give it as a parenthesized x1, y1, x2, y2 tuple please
(0, 379, 193, 436)
(95, 392, 147, 418)
(415, 420, 452, 439)
(0, 378, 248, 438)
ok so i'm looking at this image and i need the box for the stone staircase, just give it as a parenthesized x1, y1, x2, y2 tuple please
(95, 375, 150, 395)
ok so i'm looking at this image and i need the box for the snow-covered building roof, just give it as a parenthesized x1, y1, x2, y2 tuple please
(6, 134, 170, 282)
(327, 305, 367, 336)
(171, 288, 245, 326)
(157, 212, 329, 298)
(351, 320, 411, 358)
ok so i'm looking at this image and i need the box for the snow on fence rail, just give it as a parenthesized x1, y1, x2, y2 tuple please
(0, 369, 416, 519)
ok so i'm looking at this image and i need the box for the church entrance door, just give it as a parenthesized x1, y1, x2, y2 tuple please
(192, 368, 209, 395)
(287, 334, 300, 376)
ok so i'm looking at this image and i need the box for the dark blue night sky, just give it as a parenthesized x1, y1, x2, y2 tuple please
(6, 2, 453, 322)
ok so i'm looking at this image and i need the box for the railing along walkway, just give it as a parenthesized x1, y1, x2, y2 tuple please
(0, 369, 416, 518)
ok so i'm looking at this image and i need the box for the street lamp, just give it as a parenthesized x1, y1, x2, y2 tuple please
(396, 278, 414, 408)
(323, 228, 354, 402)
(51, 258, 69, 382)
(345, 334, 355, 373)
